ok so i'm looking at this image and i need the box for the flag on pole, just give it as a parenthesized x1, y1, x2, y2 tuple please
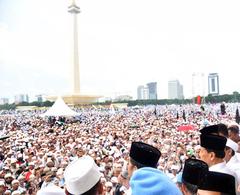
(197, 95, 201, 105)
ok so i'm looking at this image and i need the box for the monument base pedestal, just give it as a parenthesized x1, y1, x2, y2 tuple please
(46, 94, 101, 105)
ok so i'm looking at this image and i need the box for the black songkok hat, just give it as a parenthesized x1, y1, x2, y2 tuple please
(129, 142, 161, 168)
(198, 171, 236, 195)
(182, 159, 208, 185)
(200, 134, 227, 151)
(200, 125, 219, 135)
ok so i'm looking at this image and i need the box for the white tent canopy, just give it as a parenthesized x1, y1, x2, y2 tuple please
(41, 96, 80, 117)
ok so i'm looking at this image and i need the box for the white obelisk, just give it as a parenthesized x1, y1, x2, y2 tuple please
(68, 0, 80, 94)
(46, 1, 100, 104)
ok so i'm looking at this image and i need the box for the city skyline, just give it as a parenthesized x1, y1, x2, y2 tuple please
(1, 0, 240, 101)
(0, 72, 234, 103)
(0, 72, 237, 103)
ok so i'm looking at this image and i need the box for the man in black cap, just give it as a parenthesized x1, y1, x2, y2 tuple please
(199, 134, 232, 173)
(181, 159, 236, 195)
(127, 141, 161, 179)
(197, 171, 236, 195)
(180, 159, 208, 195)
(199, 133, 239, 194)
(200, 124, 228, 138)
(127, 141, 182, 195)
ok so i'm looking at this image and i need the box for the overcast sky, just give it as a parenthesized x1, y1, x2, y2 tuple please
(1, 0, 240, 101)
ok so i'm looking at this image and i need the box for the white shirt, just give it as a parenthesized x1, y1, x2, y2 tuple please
(210, 161, 239, 195)
(236, 153, 240, 162)
(227, 155, 240, 184)
(210, 161, 236, 176)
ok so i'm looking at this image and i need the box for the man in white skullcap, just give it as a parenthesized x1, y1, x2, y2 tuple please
(225, 138, 240, 191)
(37, 185, 65, 195)
(105, 182, 113, 195)
(4, 190, 11, 195)
(225, 139, 240, 168)
(0, 180, 5, 195)
(11, 179, 26, 194)
(64, 155, 103, 195)
(11, 190, 21, 195)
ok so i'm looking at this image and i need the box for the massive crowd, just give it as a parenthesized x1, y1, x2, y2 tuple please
(0, 103, 239, 194)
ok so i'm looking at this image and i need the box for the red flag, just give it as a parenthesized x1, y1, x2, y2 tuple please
(197, 95, 201, 105)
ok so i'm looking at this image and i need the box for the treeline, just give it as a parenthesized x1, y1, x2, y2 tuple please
(116, 99, 193, 106)
(0, 92, 240, 110)
(102, 92, 240, 106)
(204, 92, 240, 103)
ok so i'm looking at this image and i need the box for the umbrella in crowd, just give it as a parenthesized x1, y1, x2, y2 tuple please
(177, 125, 196, 132)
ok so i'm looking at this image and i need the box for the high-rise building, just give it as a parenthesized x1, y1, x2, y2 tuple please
(208, 73, 219, 96)
(179, 84, 184, 99)
(137, 86, 143, 100)
(142, 87, 149, 100)
(147, 82, 157, 100)
(192, 72, 205, 97)
(137, 85, 149, 100)
(168, 80, 184, 99)
(0, 98, 9, 105)
(14, 94, 29, 104)
(36, 95, 43, 102)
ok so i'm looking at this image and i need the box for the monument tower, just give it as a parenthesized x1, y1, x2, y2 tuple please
(47, 0, 100, 105)
(68, 0, 80, 94)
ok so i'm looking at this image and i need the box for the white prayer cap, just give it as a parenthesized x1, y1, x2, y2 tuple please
(101, 177, 106, 183)
(226, 139, 238, 152)
(11, 158, 17, 164)
(105, 181, 113, 187)
(64, 155, 101, 195)
(29, 162, 35, 166)
(17, 174, 25, 180)
(4, 190, 11, 195)
(4, 173, 13, 179)
(37, 185, 65, 195)
(0, 180, 5, 186)
(171, 165, 179, 170)
(161, 150, 168, 154)
(111, 177, 118, 184)
(11, 191, 21, 195)
(46, 159, 54, 166)
(11, 179, 19, 185)
(96, 157, 101, 161)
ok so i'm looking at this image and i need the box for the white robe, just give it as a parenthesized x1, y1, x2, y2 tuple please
(227, 155, 240, 194)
